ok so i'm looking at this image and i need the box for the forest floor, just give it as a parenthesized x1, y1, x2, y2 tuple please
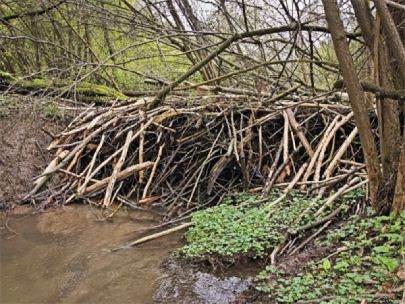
(178, 193, 404, 303)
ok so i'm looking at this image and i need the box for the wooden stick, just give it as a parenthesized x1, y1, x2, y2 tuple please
(266, 163, 308, 218)
(300, 115, 340, 188)
(283, 111, 290, 176)
(262, 138, 284, 196)
(139, 109, 145, 184)
(78, 134, 105, 195)
(111, 222, 192, 251)
(289, 220, 331, 255)
(285, 108, 314, 157)
(82, 117, 154, 185)
(28, 150, 70, 197)
(314, 112, 354, 184)
(84, 162, 153, 194)
(37, 116, 119, 179)
(324, 127, 358, 179)
(142, 144, 165, 199)
(314, 177, 360, 217)
(103, 130, 133, 207)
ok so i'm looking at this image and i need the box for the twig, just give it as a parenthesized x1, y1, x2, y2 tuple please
(111, 222, 192, 251)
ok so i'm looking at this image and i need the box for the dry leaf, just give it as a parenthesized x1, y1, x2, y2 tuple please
(396, 265, 405, 281)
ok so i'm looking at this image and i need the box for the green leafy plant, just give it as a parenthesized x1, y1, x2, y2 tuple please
(180, 204, 273, 259)
(256, 213, 404, 303)
(179, 191, 345, 261)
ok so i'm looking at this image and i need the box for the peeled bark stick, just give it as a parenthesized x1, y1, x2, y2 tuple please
(103, 130, 133, 207)
(314, 112, 354, 184)
(283, 111, 290, 176)
(37, 116, 119, 179)
(285, 108, 314, 157)
(266, 163, 308, 218)
(270, 244, 281, 265)
(77, 134, 105, 195)
(142, 144, 165, 199)
(300, 115, 340, 188)
(28, 150, 70, 197)
(139, 110, 145, 184)
(84, 118, 154, 184)
(314, 176, 361, 217)
(324, 127, 358, 179)
(84, 162, 153, 194)
(111, 222, 193, 251)
(66, 145, 86, 173)
(262, 138, 284, 196)
(262, 145, 304, 200)
(343, 178, 369, 195)
(258, 125, 263, 173)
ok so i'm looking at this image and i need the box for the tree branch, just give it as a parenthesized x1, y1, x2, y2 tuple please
(1, 1, 66, 22)
(334, 79, 405, 102)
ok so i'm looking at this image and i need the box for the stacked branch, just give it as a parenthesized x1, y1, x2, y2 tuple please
(26, 87, 369, 220)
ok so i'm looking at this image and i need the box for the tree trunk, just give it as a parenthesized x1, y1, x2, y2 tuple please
(392, 139, 405, 215)
(351, 0, 403, 212)
(321, 0, 383, 211)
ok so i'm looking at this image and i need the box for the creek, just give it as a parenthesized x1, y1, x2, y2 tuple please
(1, 205, 251, 304)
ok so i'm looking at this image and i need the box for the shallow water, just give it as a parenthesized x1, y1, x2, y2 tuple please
(1, 206, 182, 304)
(0, 205, 251, 304)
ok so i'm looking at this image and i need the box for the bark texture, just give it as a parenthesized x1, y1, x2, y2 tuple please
(322, 0, 383, 211)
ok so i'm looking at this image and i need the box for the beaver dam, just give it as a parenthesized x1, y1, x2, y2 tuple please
(1, 0, 405, 302)
(9, 87, 370, 245)
(26, 92, 364, 212)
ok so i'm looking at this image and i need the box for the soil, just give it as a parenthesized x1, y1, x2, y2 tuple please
(0, 94, 67, 208)
(235, 245, 330, 303)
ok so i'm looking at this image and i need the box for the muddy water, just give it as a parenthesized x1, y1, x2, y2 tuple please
(1, 206, 250, 304)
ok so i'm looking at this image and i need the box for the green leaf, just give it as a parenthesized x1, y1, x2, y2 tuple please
(334, 260, 350, 270)
(380, 233, 403, 242)
(375, 256, 399, 272)
(373, 245, 390, 253)
(322, 259, 331, 272)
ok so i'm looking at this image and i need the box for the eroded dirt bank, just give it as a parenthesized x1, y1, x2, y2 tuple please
(0, 95, 66, 208)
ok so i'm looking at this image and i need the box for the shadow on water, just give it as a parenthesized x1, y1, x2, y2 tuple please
(1, 206, 251, 304)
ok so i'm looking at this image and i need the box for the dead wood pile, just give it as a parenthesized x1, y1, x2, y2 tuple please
(27, 91, 369, 218)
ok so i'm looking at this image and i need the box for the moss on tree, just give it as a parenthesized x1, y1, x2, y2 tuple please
(0, 70, 127, 102)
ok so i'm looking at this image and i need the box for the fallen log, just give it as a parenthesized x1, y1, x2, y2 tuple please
(0, 71, 127, 102)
